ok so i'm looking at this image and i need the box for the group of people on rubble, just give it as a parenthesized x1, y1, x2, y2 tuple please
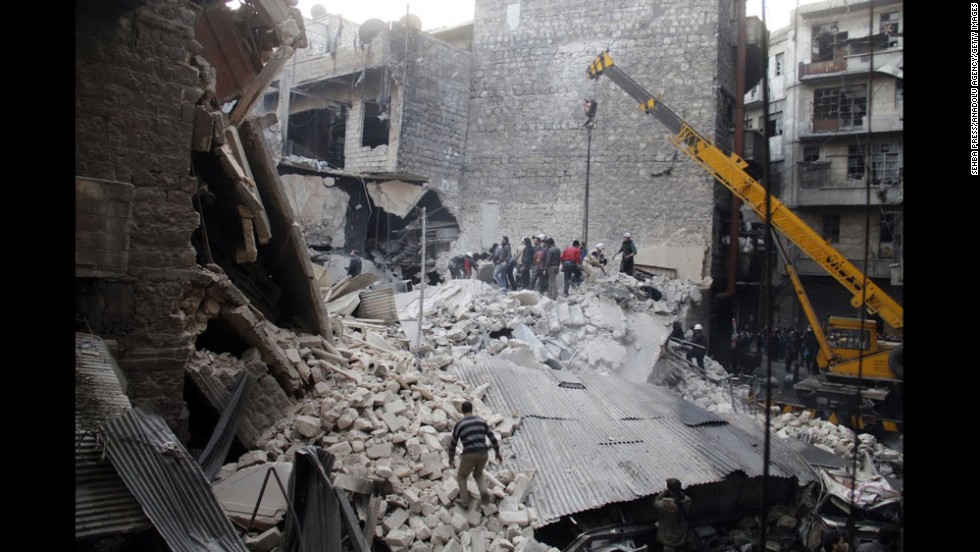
(730, 324, 820, 379)
(447, 232, 640, 300)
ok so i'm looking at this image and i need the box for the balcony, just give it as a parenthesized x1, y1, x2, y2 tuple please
(799, 47, 903, 82)
(799, 113, 903, 138)
(794, 256, 895, 280)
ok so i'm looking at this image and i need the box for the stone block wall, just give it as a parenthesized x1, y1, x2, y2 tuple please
(458, 0, 732, 277)
(76, 0, 205, 425)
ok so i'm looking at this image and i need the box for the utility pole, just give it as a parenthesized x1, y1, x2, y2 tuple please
(415, 207, 427, 368)
(582, 98, 598, 245)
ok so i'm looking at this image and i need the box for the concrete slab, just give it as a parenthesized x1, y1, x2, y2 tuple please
(212, 462, 291, 530)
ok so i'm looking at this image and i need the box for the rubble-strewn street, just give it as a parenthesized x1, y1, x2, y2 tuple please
(76, 0, 905, 550)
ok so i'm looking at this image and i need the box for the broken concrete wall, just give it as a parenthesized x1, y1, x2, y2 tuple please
(76, 0, 205, 424)
(390, 26, 470, 209)
(279, 173, 350, 248)
(457, 0, 732, 280)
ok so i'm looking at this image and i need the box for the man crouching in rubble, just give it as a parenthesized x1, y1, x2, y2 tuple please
(654, 478, 699, 551)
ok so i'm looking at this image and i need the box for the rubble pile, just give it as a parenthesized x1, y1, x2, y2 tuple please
(656, 355, 903, 477)
(203, 317, 558, 552)
(398, 274, 708, 384)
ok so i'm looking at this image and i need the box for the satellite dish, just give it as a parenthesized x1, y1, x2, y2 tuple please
(399, 14, 422, 30)
(310, 4, 327, 18)
(358, 19, 386, 45)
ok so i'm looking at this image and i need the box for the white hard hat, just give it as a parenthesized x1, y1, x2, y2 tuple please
(537, 234, 546, 240)
(596, 243, 604, 250)
(467, 252, 473, 257)
(694, 324, 703, 330)
(623, 232, 631, 238)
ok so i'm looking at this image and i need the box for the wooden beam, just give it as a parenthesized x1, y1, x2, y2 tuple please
(230, 45, 294, 126)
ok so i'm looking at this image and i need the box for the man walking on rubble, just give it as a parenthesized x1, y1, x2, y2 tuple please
(654, 478, 698, 552)
(448, 400, 501, 508)
(612, 232, 638, 276)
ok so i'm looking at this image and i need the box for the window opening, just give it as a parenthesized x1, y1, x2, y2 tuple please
(823, 214, 840, 243)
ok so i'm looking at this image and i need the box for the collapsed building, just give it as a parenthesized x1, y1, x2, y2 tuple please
(75, 0, 899, 551)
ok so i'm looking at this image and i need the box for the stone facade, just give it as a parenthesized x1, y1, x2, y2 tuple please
(458, 0, 735, 280)
(76, 0, 205, 425)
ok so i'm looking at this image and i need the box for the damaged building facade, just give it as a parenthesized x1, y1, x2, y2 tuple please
(744, 0, 904, 330)
(263, 0, 752, 355)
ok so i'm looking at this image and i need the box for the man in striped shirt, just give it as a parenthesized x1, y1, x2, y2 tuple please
(448, 400, 500, 506)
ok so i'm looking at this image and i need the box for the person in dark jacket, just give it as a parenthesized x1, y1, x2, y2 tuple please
(855, 524, 900, 552)
(654, 478, 695, 552)
(612, 232, 637, 276)
(492, 236, 512, 291)
(346, 250, 362, 277)
(670, 321, 685, 341)
(544, 238, 562, 300)
(518, 237, 534, 289)
(686, 324, 707, 369)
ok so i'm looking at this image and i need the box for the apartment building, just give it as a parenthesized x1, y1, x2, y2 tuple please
(746, 0, 903, 331)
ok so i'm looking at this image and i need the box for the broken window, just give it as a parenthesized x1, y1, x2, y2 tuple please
(839, 85, 867, 129)
(879, 213, 897, 258)
(895, 79, 903, 110)
(870, 143, 901, 185)
(362, 101, 390, 148)
(766, 112, 783, 137)
(774, 53, 784, 76)
(745, 118, 753, 129)
(812, 85, 866, 131)
(811, 22, 846, 62)
(823, 214, 840, 243)
(287, 103, 348, 167)
(803, 146, 820, 162)
(847, 145, 866, 180)
(880, 11, 900, 38)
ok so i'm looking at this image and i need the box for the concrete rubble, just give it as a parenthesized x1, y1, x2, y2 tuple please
(192, 261, 900, 549)
(195, 268, 713, 550)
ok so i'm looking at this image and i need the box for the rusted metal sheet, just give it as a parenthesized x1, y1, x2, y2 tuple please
(196, 3, 262, 104)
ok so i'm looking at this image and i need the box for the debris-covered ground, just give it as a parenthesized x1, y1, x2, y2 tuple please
(189, 269, 901, 551)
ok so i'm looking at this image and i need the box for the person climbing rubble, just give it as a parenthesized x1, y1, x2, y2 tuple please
(611, 232, 637, 276)
(560, 239, 583, 297)
(584, 243, 608, 284)
(448, 400, 500, 508)
(686, 324, 706, 369)
(346, 249, 362, 277)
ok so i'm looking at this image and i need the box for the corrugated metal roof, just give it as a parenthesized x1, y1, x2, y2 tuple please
(76, 432, 152, 539)
(75, 332, 131, 431)
(453, 358, 817, 525)
(100, 409, 249, 552)
(357, 286, 398, 322)
(75, 332, 150, 540)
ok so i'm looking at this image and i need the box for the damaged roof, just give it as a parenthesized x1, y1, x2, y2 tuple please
(75, 332, 151, 540)
(452, 358, 817, 526)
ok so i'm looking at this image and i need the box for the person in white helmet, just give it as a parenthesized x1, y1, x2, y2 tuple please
(611, 232, 637, 276)
(686, 323, 707, 369)
(584, 242, 608, 284)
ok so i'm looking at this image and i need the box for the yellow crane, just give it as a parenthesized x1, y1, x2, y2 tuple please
(587, 51, 902, 431)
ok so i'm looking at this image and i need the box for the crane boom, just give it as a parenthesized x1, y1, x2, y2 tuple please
(587, 52, 903, 330)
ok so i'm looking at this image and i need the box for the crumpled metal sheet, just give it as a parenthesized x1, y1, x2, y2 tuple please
(100, 409, 249, 552)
